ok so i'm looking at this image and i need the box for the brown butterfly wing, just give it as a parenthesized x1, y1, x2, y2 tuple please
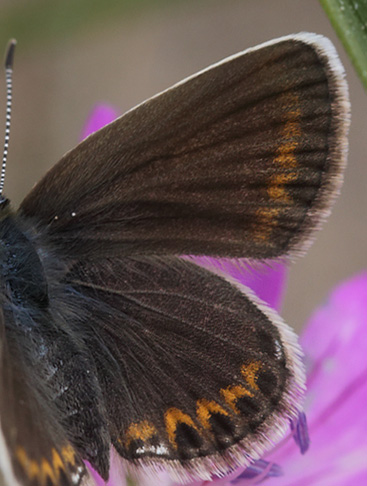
(19, 34, 349, 261)
(67, 256, 305, 480)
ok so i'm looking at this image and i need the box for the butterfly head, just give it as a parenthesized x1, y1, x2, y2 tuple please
(0, 195, 10, 213)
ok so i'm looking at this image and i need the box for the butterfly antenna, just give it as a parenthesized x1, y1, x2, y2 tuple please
(0, 39, 16, 198)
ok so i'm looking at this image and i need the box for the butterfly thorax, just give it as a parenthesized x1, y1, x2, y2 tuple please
(0, 204, 48, 309)
(0, 202, 112, 484)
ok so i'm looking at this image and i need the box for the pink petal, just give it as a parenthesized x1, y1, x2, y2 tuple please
(85, 463, 106, 486)
(185, 257, 288, 311)
(80, 104, 119, 140)
(86, 449, 127, 486)
(265, 272, 367, 485)
(139, 470, 200, 486)
(302, 272, 367, 415)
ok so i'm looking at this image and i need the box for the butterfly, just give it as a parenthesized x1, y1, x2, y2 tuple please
(0, 32, 349, 486)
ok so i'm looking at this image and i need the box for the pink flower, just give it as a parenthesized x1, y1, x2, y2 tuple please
(80, 104, 119, 141)
(82, 105, 367, 486)
(265, 272, 367, 486)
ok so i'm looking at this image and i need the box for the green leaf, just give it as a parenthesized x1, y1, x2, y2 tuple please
(320, 0, 367, 89)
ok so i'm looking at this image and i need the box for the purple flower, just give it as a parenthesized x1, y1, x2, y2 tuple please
(265, 272, 367, 486)
(183, 257, 288, 312)
(81, 106, 367, 486)
(80, 104, 120, 141)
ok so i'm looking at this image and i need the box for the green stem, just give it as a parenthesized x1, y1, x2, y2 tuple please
(320, 0, 367, 89)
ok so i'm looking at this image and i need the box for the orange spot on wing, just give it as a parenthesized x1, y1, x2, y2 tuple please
(241, 361, 261, 390)
(267, 172, 297, 203)
(196, 399, 229, 430)
(51, 448, 65, 476)
(273, 117, 300, 170)
(16, 447, 62, 485)
(61, 444, 76, 466)
(271, 96, 301, 182)
(253, 93, 301, 243)
(40, 457, 57, 484)
(283, 117, 301, 140)
(273, 151, 297, 168)
(16, 446, 40, 481)
(253, 207, 280, 241)
(164, 408, 198, 448)
(124, 420, 157, 448)
(220, 385, 254, 414)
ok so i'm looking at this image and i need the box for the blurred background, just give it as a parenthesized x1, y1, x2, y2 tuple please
(0, 0, 365, 332)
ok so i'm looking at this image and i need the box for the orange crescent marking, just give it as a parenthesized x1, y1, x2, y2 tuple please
(269, 95, 301, 200)
(40, 458, 57, 485)
(253, 207, 280, 242)
(124, 420, 157, 448)
(16, 446, 71, 485)
(164, 408, 198, 449)
(241, 361, 262, 390)
(196, 399, 230, 430)
(268, 172, 298, 203)
(274, 116, 301, 170)
(61, 444, 76, 466)
(16, 447, 40, 481)
(220, 385, 254, 414)
(254, 94, 301, 242)
(52, 448, 65, 477)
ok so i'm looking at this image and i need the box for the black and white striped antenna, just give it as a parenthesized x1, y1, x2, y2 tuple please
(0, 39, 16, 200)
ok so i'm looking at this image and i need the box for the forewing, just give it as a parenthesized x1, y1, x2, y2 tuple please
(68, 257, 305, 481)
(19, 33, 349, 261)
(0, 309, 87, 486)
